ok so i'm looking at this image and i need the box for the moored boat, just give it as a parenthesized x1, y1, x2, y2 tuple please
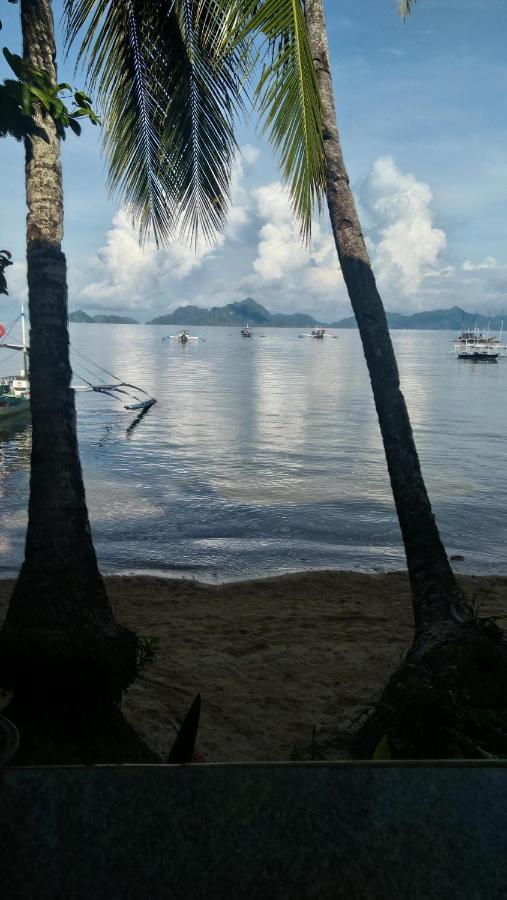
(453, 317, 505, 361)
(162, 329, 205, 345)
(1, 304, 156, 413)
(0, 304, 30, 419)
(299, 325, 337, 339)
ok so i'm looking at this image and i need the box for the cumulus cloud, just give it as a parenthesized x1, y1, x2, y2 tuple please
(362, 155, 447, 296)
(72, 145, 264, 312)
(69, 148, 505, 321)
(74, 209, 223, 311)
(246, 182, 343, 309)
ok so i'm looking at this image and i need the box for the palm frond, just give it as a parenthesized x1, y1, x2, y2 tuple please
(213, 0, 326, 243)
(398, 0, 418, 18)
(65, 0, 174, 244)
(65, 0, 247, 245)
(166, 0, 246, 244)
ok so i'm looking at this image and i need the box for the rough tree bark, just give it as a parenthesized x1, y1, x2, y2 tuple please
(305, 0, 507, 758)
(305, 0, 469, 645)
(0, 0, 157, 763)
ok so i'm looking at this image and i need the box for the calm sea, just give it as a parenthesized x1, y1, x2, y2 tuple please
(1, 325, 506, 579)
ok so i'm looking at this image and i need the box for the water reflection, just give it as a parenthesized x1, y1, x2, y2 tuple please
(0, 326, 506, 577)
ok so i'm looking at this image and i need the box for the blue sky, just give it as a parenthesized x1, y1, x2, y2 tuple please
(1, 0, 506, 323)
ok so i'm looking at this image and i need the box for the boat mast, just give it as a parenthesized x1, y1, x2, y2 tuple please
(20, 302, 29, 376)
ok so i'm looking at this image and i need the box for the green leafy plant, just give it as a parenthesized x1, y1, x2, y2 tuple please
(136, 635, 161, 672)
(1, 47, 100, 140)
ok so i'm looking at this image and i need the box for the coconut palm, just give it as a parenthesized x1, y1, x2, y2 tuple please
(0, 0, 157, 763)
(303, 0, 468, 638)
(303, 0, 507, 759)
(6, 0, 503, 761)
(63, 0, 326, 244)
(0, 0, 326, 763)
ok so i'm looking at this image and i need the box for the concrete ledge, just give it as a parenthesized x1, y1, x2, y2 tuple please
(1, 763, 506, 899)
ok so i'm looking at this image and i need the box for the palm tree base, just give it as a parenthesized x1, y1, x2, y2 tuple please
(2, 701, 159, 765)
(0, 619, 159, 763)
(349, 620, 507, 760)
(0, 620, 140, 709)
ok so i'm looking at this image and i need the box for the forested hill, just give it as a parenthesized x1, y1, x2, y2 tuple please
(68, 311, 139, 324)
(146, 298, 318, 327)
(69, 302, 502, 330)
(332, 306, 503, 330)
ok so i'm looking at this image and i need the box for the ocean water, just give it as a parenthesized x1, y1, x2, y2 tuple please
(1, 325, 506, 579)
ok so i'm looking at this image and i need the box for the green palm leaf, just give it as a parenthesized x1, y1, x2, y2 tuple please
(165, 1, 245, 244)
(65, 0, 245, 245)
(398, 0, 418, 17)
(212, 0, 326, 243)
(66, 0, 324, 244)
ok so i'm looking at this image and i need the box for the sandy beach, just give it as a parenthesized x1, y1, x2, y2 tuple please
(1, 571, 506, 761)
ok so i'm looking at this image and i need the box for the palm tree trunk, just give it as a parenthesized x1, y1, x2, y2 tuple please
(305, 0, 469, 644)
(0, 0, 157, 763)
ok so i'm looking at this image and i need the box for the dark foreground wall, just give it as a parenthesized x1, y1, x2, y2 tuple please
(1, 763, 506, 899)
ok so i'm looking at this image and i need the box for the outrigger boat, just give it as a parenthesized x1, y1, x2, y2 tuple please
(0, 305, 157, 415)
(241, 323, 253, 337)
(0, 304, 30, 419)
(299, 325, 337, 339)
(162, 329, 206, 345)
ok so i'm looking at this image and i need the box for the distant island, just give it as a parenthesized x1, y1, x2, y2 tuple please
(147, 301, 503, 330)
(146, 298, 318, 328)
(335, 306, 504, 331)
(69, 311, 140, 324)
(69, 301, 503, 331)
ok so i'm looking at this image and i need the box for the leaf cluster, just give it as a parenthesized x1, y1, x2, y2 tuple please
(0, 47, 100, 141)
(65, 0, 248, 245)
(216, 0, 326, 245)
(65, 0, 325, 246)
(0, 249, 12, 296)
(398, 0, 418, 19)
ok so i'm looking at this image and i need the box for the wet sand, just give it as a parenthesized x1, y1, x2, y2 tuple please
(1, 571, 506, 761)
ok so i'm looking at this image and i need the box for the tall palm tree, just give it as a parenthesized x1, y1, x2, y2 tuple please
(0, 0, 157, 763)
(304, 0, 507, 759)
(303, 0, 469, 643)
(1, 0, 325, 763)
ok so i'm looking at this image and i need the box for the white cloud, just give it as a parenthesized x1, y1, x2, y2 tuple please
(248, 182, 343, 307)
(462, 256, 498, 271)
(75, 210, 223, 310)
(362, 155, 447, 296)
(69, 148, 505, 322)
(72, 145, 263, 312)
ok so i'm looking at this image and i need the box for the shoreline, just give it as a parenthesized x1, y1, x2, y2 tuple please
(2, 561, 506, 585)
(1, 570, 506, 761)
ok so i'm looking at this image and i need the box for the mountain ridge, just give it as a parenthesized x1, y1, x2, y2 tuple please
(68, 301, 504, 330)
(146, 298, 317, 328)
(68, 311, 139, 324)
